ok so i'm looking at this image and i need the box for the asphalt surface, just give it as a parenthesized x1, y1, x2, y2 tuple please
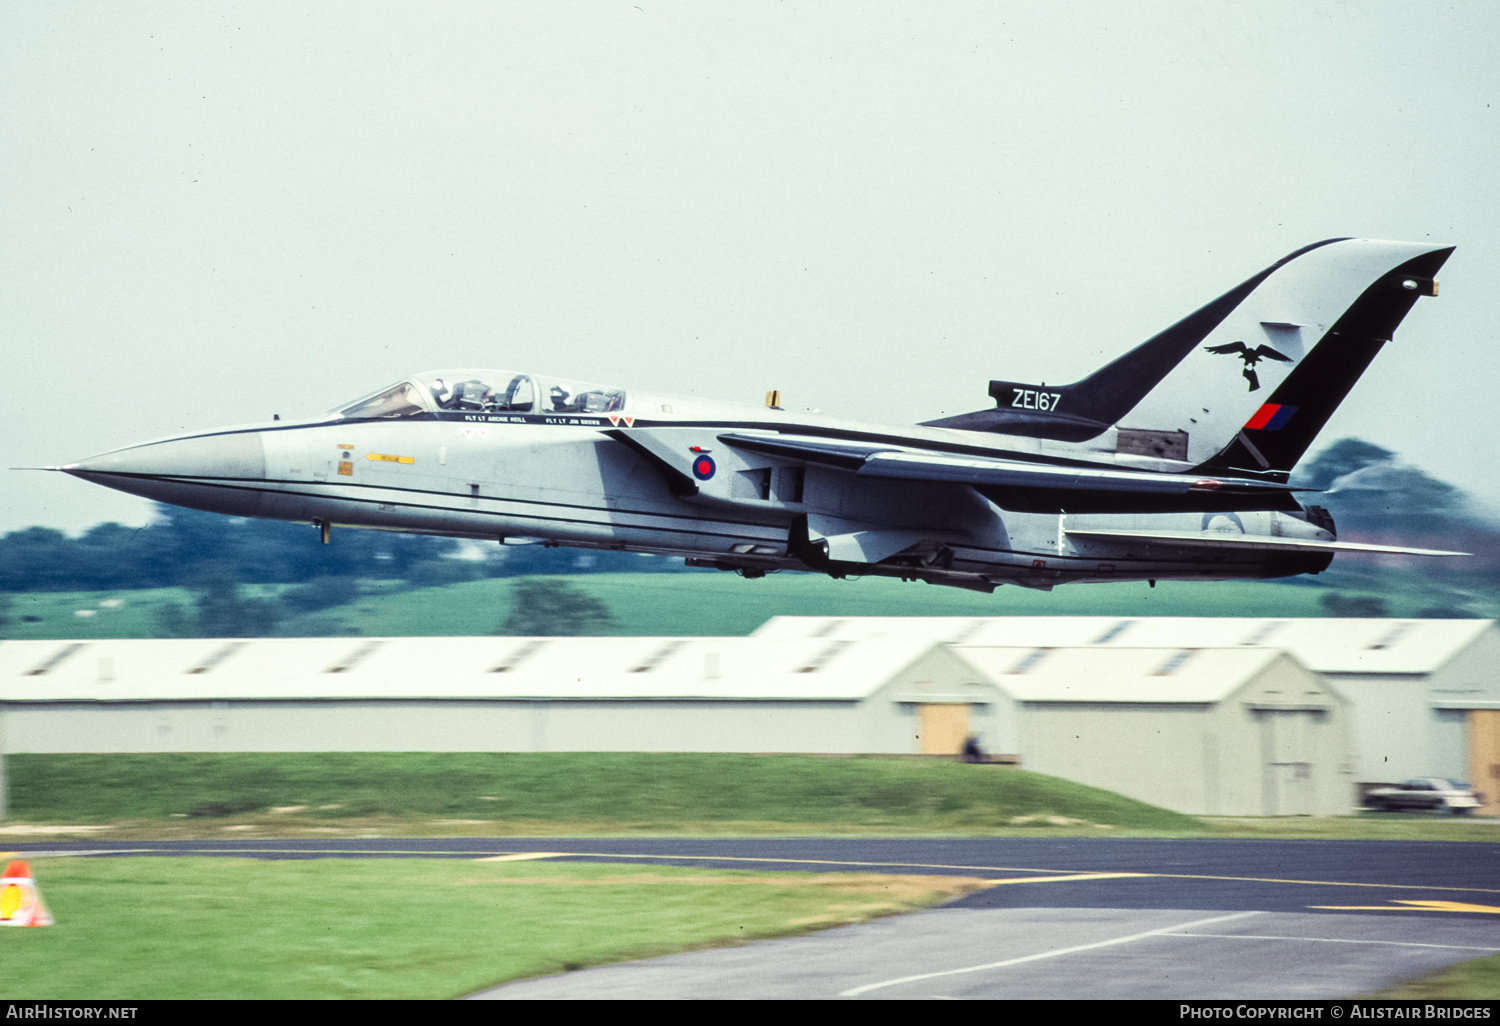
(10, 836, 1499, 999)
(476, 908, 1500, 1000)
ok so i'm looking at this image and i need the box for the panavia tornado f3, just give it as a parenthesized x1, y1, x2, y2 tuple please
(58, 237, 1463, 593)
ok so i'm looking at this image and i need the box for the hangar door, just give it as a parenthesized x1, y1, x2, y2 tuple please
(1255, 708, 1322, 816)
(915, 704, 970, 756)
(1467, 710, 1500, 816)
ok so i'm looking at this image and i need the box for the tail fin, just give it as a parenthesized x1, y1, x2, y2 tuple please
(925, 239, 1453, 476)
(1194, 242, 1452, 478)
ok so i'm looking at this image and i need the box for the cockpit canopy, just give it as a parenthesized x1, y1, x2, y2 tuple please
(336, 369, 627, 419)
(428, 372, 536, 414)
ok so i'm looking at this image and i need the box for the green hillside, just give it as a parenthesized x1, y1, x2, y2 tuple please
(1, 572, 1434, 640)
(10, 752, 1200, 833)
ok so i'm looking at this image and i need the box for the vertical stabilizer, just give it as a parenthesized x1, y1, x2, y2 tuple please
(926, 239, 1453, 479)
(1194, 243, 1451, 477)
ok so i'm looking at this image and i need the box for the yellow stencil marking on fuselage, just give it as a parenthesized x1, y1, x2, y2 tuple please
(366, 453, 415, 464)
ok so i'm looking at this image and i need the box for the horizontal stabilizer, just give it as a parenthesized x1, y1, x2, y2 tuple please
(1065, 528, 1467, 557)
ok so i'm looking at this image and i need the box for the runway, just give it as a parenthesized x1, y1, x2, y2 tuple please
(12, 837, 1499, 999)
(475, 907, 1500, 1000)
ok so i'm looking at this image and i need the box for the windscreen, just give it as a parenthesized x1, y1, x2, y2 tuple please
(338, 381, 430, 419)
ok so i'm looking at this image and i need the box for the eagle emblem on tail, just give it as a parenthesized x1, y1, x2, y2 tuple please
(1202, 341, 1294, 391)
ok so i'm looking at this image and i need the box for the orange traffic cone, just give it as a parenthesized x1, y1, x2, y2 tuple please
(0, 860, 53, 927)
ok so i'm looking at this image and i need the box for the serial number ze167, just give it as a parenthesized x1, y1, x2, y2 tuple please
(1012, 388, 1062, 411)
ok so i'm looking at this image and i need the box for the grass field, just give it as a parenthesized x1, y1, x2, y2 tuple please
(8, 753, 1499, 843)
(5, 752, 1201, 836)
(0, 856, 986, 999)
(1373, 954, 1500, 1000)
(5, 586, 197, 640)
(0, 572, 1408, 640)
(357, 573, 1352, 637)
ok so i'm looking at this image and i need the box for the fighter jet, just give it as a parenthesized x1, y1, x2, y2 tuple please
(55, 237, 1463, 593)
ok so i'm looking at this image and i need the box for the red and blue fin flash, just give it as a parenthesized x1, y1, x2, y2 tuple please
(1244, 404, 1298, 431)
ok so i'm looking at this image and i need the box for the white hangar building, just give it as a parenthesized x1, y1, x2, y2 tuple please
(948, 644, 1349, 817)
(0, 630, 1353, 817)
(756, 615, 1500, 811)
(0, 636, 986, 758)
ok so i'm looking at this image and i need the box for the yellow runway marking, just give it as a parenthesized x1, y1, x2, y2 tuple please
(1154, 872, 1500, 896)
(983, 873, 1149, 885)
(476, 852, 570, 862)
(1309, 900, 1500, 915)
(1172, 932, 1500, 952)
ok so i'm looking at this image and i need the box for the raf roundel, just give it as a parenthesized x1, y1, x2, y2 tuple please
(691, 454, 717, 481)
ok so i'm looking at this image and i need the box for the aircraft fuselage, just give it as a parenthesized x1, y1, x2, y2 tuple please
(59, 238, 1463, 591)
(61, 385, 1335, 593)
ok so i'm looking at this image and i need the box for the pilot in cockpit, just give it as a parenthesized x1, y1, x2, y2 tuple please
(449, 380, 494, 411)
(549, 383, 624, 414)
(429, 375, 537, 413)
(431, 378, 494, 411)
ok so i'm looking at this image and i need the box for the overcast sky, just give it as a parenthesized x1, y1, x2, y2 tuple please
(4, 2, 1497, 535)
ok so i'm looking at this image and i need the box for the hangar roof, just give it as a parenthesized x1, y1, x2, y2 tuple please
(0, 636, 943, 703)
(753, 616, 1495, 675)
(950, 645, 1308, 704)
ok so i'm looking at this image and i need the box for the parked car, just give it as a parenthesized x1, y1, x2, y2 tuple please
(1363, 778, 1483, 815)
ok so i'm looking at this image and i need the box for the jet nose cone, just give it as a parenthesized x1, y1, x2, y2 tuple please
(67, 431, 267, 480)
(65, 431, 267, 516)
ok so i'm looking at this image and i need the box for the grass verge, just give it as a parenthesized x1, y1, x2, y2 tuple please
(0, 856, 987, 999)
(1370, 954, 1500, 1000)
(6, 752, 1200, 836)
(1201, 815, 1500, 843)
(7, 754, 1494, 841)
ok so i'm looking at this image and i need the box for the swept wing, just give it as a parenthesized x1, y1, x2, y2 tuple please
(716, 431, 1302, 506)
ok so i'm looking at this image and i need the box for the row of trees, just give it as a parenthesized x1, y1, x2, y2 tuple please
(1294, 440, 1500, 586)
(141, 566, 619, 638)
(1293, 438, 1474, 534)
(0, 503, 687, 594)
